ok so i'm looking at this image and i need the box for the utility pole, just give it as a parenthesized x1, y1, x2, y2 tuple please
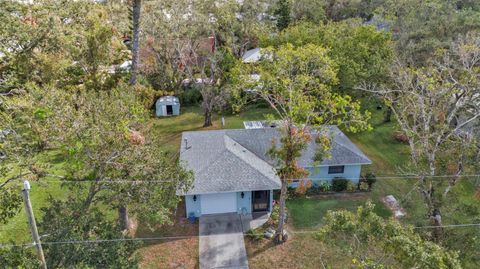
(22, 181, 47, 269)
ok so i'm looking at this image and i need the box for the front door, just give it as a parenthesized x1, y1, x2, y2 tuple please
(252, 190, 269, 212)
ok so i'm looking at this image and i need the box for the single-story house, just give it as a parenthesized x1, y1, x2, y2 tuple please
(178, 126, 371, 217)
(155, 96, 180, 117)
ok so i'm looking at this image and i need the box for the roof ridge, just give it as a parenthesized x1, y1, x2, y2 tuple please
(332, 133, 370, 162)
(224, 134, 279, 184)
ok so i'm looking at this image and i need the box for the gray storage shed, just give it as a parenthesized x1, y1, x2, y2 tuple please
(155, 96, 180, 117)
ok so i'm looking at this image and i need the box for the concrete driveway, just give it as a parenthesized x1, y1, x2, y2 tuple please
(199, 213, 249, 269)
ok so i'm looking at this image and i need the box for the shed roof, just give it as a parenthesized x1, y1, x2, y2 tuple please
(178, 126, 371, 195)
(156, 96, 179, 105)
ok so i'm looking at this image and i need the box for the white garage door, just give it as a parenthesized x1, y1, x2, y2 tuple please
(201, 192, 237, 215)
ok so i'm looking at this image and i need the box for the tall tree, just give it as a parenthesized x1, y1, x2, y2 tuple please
(39, 198, 140, 268)
(184, 48, 237, 127)
(1, 0, 191, 232)
(377, 0, 480, 65)
(239, 44, 370, 242)
(129, 0, 142, 85)
(362, 32, 480, 239)
(274, 0, 291, 31)
(261, 21, 394, 92)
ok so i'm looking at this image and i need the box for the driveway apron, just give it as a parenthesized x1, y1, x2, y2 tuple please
(199, 213, 249, 269)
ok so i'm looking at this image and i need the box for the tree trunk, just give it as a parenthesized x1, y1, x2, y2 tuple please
(118, 205, 129, 231)
(203, 109, 212, 127)
(431, 208, 443, 241)
(129, 0, 141, 85)
(275, 179, 288, 244)
(383, 107, 392, 123)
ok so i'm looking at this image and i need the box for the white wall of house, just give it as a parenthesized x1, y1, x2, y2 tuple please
(185, 190, 274, 217)
(308, 164, 363, 182)
(290, 164, 364, 188)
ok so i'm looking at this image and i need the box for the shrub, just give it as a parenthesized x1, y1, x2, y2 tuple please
(346, 181, 357, 192)
(358, 181, 369, 191)
(331, 178, 349, 192)
(306, 185, 321, 195)
(318, 181, 332, 192)
(268, 204, 283, 226)
(287, 186, 302, 199)
(179, 87, 202, 105)
(246, 229, 263, 241)
(392, 131, 409, 144)
(133, 84, 174, 110)
(365, 172, 377, 190)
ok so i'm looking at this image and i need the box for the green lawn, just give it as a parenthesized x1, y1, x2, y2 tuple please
(0, 181, 64, 242)
(150, 105, 274, 153)
(288, 197, 392, 229)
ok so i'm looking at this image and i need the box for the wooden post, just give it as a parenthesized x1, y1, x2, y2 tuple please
(22, 181, 47, 269)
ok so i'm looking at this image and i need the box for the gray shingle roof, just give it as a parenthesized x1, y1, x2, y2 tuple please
(178, 126, 371, 195)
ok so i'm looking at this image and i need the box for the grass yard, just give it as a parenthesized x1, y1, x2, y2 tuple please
(287, 195, 392, 229)
(246, 233, 353, 269)
(0, 181, 64, 243)
(150, 105, 274, 153)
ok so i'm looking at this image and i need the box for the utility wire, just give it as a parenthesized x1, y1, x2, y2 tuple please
(20, 173, 480, 185)
(1, 223, 479, 249)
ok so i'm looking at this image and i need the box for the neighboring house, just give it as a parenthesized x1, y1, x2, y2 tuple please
(178, 125, 371, 217)
(155, 96, 180, 117)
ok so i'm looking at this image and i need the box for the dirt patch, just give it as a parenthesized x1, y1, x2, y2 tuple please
(245, 232, 349, 269)
(139, 237, 198, 269)
(136, 199, 199, 268)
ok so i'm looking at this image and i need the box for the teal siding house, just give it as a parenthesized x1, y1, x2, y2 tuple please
(155, 96, 180, 117)
(177, 125, 371, 218)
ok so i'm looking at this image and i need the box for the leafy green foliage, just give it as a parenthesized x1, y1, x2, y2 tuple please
(40, 198, 140, 269)
(376, 0, 480, 64)
(0, 186, 22, 224)
(364, 172, 376, 189)
(331, 178, 349, 192)
(318, 201, 462, 268)
(274, 0, 291, 31)
(0, 244, 40, 269)
(262, 21, 393, 91)
(1, 2, 193, 266)
(246, 229, 264, 241)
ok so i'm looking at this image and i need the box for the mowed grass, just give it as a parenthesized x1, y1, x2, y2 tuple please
(0, 181, 64, 243)
(150, 105, 274, 153)
(288, 196, 392, 229)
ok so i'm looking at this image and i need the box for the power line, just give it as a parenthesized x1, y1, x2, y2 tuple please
(21, 173, 480, 185)
(413, 223, 480, 229)
(0, 235, 196, 249)
(2, 223, 479, 249)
